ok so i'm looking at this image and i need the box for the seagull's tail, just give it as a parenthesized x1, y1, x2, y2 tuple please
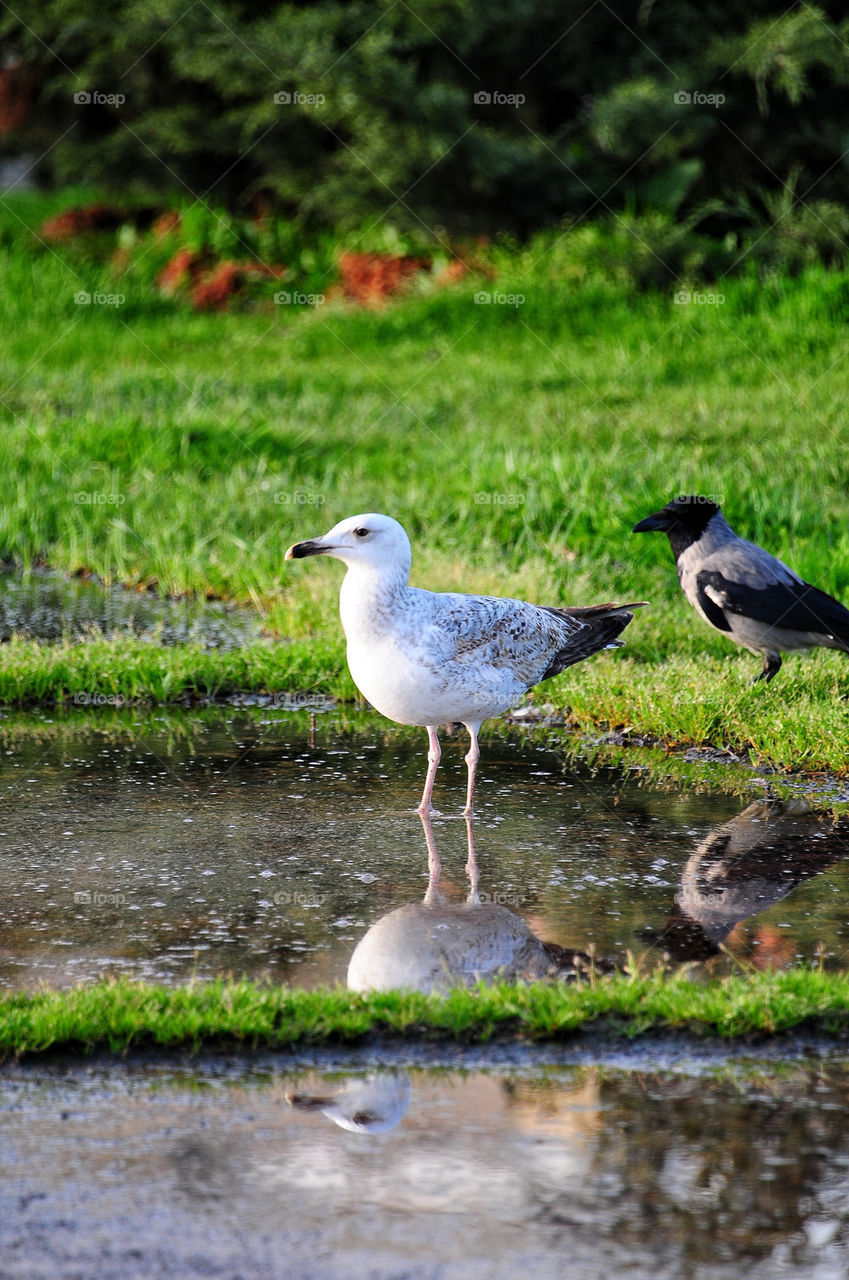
(541, 601, 646, 676)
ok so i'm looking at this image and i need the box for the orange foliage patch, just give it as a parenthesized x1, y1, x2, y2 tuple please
(151, 210, 181, 240)
(192, 260, 285, 310)
(190, 260, 245, 310)
(39, 203, 127, 241)
(436, 259, 470, 286)
(155, 251, 285, 310)
(157, 247, 202, 296)
(338, 251, 431, 305)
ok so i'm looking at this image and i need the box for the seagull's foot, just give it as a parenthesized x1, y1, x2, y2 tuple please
(416, 803, 444, 818)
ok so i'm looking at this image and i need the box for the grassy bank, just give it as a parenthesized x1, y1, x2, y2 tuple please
(0, 633, 349, 706)
(3, 971, 849, 1057)
(1, 636, 849, 774)
(3, 189, 849, 768)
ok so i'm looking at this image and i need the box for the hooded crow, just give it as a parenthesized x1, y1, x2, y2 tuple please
(632, 496, 849, 681)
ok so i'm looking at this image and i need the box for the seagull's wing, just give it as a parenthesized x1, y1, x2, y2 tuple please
(695, 568, 849, 642)
(429, 593, 641, 686)
(433, 594, 585, 679)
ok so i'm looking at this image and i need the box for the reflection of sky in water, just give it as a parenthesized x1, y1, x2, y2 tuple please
(1, 712, 848, 988)
(5, 1058, 849, 1278)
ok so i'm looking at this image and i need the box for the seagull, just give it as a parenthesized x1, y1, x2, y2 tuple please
(285, 513, 643, 814)
(633, 495, 849, 681)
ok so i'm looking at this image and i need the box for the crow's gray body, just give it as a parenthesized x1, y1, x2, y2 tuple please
(634, 498, 849, 680)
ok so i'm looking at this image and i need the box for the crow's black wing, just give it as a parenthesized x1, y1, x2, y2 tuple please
(696, 569, 849, 641)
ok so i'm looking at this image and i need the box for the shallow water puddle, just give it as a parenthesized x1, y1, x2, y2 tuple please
(3, 1054, 849, 1279)
(1, 711, 848, 988)
(0, 568, 263, 649)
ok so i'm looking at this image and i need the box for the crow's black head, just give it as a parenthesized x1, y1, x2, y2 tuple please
(633, 495, 721, 556)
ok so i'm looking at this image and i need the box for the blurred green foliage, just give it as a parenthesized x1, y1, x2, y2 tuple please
(2, 1, 849, 243)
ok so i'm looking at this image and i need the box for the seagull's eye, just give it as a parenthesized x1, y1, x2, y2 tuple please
(353, 527, 369, 539)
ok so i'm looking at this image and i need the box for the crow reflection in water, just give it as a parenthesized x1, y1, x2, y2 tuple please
(652, 800, 849, 963)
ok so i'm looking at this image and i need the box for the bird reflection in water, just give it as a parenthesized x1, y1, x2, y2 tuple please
(287, 1073, 412, 1134)
(347, 812, 610, 994)
(286, 801, 849, 1135)
(286, 814, 609, 1135)
(651, 799, 849, 964)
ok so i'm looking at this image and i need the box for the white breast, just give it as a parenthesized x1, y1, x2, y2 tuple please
(346, 632, 526, 727)
(340, 572, 553, 728)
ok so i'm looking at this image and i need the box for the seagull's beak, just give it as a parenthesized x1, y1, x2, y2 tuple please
(285, 537, 331, 560)
(632, 511, 670, 533)
(286, 1091, 337, 1110)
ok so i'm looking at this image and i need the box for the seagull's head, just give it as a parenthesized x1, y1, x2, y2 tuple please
(285, 512, 412, 575)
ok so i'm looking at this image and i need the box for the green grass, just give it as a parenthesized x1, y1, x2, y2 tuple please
(4, 970, 849, 1057)
(2, 634, 849, 774)
(3, 188, 849, 768)
(0, 633, 349, 706)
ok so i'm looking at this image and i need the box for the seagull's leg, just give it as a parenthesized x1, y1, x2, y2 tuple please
(755, 651, 782, 683)
(418, 809, 442, 898)
(418, 725, 441, 815)
(463, 721, 482, 817)
(464, 813, 479, 898)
